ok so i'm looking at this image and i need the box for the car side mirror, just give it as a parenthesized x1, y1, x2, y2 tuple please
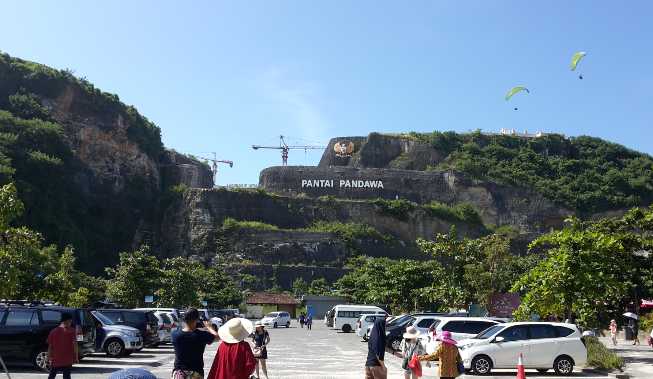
(493, 336, 505, 343)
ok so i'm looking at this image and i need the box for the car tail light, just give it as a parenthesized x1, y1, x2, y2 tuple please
(75, 325, 84, 342)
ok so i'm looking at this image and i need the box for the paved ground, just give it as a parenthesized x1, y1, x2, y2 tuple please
(600, 337, 653, 379)
(4, 322, 611, 379)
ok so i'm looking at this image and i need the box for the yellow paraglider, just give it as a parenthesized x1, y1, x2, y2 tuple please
(505, 86, 530, 110)
(570, 51, 587, 79)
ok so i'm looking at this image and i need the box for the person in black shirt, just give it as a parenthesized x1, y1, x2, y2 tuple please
(172, 308, 220, 378)
(365, 318, 387, 379)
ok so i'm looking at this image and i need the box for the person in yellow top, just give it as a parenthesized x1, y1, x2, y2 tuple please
(418, 331, 462, 379)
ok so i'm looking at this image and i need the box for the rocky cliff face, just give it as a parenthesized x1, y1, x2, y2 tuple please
(0, 53, 213, 273)
(259, 166, 570, 233)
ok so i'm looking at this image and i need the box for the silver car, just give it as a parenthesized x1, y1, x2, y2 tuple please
(92, 311, 143, 357)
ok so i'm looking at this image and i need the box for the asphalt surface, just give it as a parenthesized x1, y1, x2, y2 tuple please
(3, 322, 612, 379)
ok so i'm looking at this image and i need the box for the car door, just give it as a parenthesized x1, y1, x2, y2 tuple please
(528, 324, 559, 367)
(0, 310, 8, 357)
(0, 309, 39, 360)
(441, 320, 468, 341)
(491, 325, 530, 368)
(414, 317, 438, 336)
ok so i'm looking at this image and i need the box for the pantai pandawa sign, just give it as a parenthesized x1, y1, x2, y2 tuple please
(301, 179, 384, 189)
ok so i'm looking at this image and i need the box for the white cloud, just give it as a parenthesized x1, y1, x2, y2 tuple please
(257, 67, 331, 143)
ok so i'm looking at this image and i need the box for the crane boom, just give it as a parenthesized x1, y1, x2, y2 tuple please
(196, 152, 233, 184)
(252, 135, 325, 165)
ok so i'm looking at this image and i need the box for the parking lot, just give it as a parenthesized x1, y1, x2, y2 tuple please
(4, 322, 612, 379)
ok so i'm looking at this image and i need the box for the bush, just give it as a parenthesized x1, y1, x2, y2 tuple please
(583, 336, 624, 371)
(221, 217, 279, 232)
(423, 201, 483, 225)
(372, 198, 417, 220)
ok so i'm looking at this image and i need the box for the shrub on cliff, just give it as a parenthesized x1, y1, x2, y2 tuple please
(372, 198, 417, 220)
(414, 130, 653, 214)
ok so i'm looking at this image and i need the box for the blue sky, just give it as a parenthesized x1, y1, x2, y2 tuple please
(2, 1, 652, 184)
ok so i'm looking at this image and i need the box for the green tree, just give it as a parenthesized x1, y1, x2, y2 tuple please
(105, 246, 161, 307)
(199, 267, 243, 308)
(308, 278, 330, 296)
(157, 257, 203, 308)
(292, 277, 309, 297)
(512, 209, 653, 327)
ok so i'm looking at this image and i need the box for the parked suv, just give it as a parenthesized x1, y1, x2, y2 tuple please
(458, 322, 587, 375)
(91, 311, 142, 357)
(260, 312, 291, 328)
(0, 305, 96, 370)
(95, 309, 160, 347)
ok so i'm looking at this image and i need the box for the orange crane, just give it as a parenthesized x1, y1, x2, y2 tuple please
(197, 152, 233, 184)
(252, 135, 325, 165)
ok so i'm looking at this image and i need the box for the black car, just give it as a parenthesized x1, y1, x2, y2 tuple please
(385, 315, 416, 351)
(95, 309, 160, 347)
(0, 305, 96, 370)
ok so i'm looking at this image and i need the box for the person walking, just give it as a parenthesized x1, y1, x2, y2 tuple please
(207, 318, 256, 379)
(299, 313, 305, 329)
(419, 331, 462, 379)
(47, 312, 77, 379)
(171, 308, 220, 379)
(365, 318, 387, 379)
(252, 321, 271, 379)
(400, 326, 425, 379)
(628, 317, 640, 345)
(306, 314, 313, 330)
(609, 319, 618, 346)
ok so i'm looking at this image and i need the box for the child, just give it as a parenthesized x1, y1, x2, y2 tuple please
(609, 320, 618, 346)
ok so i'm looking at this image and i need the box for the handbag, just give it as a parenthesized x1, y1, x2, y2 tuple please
(401, 342, 417, 370)
(457, 361, 465, 376)
(408, 355, 423, 377)
(253, 346, 263, 358)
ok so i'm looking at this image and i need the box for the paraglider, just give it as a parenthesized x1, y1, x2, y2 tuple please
(505, 86, 529, 110)
(570, 51, 587, 79)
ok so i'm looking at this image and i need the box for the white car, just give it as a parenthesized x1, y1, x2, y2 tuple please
(260, 311, 291, 328)
(356, 314, 387, 340)
(458, 322, 587, 375)
(420, 317, 501, 353)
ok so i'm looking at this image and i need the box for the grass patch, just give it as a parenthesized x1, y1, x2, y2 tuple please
(222, 217, 280, 232)
(423, 201, 483, 225)
(372, 198, 417, 220)
(583, 336, 624, 371)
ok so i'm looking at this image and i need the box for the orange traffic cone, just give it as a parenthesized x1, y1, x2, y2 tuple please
(516, 353, 526, 379)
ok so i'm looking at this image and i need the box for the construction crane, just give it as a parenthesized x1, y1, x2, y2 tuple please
(252, 135, 325, 165)
(196, 152, 233, 184)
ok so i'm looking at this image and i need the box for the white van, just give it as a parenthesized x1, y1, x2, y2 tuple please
(458, 322, 587, 375)
(330, 305, 386, 333)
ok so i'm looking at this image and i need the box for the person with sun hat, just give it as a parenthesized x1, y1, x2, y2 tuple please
(206, 317, 256, 379)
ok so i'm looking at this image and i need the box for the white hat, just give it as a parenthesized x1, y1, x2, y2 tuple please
(403, 325, 421, 339)
(255, 321, 264, 328)
(218, 318, 254, 343)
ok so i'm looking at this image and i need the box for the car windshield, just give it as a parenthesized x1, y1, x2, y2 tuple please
(265, 313, 279, 318)
(92, 311, 114, 326)
(474, 324, 505, 339)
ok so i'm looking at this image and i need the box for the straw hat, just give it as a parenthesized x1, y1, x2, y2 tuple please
(218, 317, 254, 343)
(403, 325, 421, 339)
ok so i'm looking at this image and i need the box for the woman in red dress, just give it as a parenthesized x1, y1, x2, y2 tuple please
(207, 318, 256, 379)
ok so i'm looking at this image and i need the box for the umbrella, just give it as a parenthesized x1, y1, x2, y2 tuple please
(623, 312, 639, 320)
(108, 368, 158, 379)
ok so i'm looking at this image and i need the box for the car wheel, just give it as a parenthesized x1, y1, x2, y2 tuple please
(363, 334, 368, 341)
(273, 322, 278, 328)
(554, 355, 574, 375)
(286, 321, 290, 328)
(342, 324, 352, 333)
(471, 355, 492, 375)
(32, 348, 50, 371)
(537, 368, 549, 373)
(390, 338, 402, 352)
(105, 338, 125, 357)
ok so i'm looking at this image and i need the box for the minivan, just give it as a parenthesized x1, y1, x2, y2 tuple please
(0, 305, 96, 370)
(260, 312, 291, 328)
(329, 305, 387, 333)
(458, 322, 587, 375)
